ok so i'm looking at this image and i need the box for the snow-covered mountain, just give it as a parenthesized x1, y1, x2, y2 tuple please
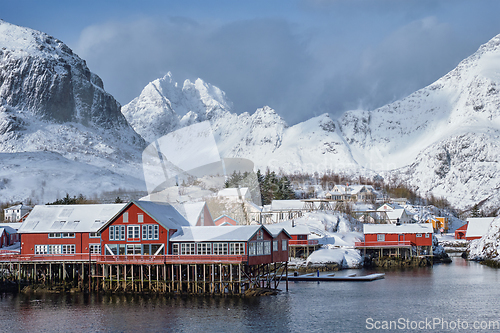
(123, 34, 500, 213)
(0, 20, 146, 203)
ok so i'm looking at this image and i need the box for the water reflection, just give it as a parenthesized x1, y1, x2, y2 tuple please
(1, 259, 499, 332)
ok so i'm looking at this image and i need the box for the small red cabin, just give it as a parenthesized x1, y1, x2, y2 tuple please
(357, 223, 434, 257)
(455, 223, 467, 240)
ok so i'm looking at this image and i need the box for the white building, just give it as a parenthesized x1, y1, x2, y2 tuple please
(4, 204, 32, 222)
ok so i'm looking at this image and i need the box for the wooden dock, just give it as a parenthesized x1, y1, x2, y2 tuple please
(287, 273, 385, 282)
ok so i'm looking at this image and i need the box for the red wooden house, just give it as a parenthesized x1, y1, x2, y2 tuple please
(169, 225, 290, 265)
(356, 223, 434, 257)
(18, 204, 126, 257)
(98, 200, 191, 256)
(455, 223, 467, 239)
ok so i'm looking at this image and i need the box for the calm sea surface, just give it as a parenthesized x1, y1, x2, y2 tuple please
(1, 258, 499, 332)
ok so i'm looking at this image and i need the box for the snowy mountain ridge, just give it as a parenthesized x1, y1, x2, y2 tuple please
(123, 33, 500, 213)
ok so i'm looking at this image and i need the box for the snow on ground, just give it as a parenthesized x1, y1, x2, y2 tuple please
(468, 216, 500, 261)
(287, 211, 364, 268)
(306, 248, 362, 269)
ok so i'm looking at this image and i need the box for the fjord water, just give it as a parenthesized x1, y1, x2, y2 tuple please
(1, 258, 499, 332)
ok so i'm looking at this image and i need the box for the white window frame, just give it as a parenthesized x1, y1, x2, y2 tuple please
(416, 233, 422, 238)
(127, 225, 140, 241)
(229, 243, 245, 255)
(138, 214, 144, 223)
(377, 234, 385, 242)
(249, 242, 256, 256)
(256, 241, 264, 255)
(89, 244, 101, 254)
(273, 240, 278, 252)
(282, 240, 287, 251)
(197, 243, 211, 255)
(123, 212, 129, 223)
(264, 241, 271, 255)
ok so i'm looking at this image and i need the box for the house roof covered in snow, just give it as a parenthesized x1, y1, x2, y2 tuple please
(0, 225, 18, 234)
(272, 220, 310, 235)
(466, 217, 495, 238)
(364, 223, 433, 234)
(270, 200, 304, 211)
(19, 204, 126, 234)
(170, 225, 269, 242)
(172, 202, 213, 226)
(217, 187, 249, 198)
(4, 204, 32, 211)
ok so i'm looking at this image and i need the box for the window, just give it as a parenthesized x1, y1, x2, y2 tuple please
(172, 243, 179, 255)
(181, 243, 195, 255)
(282, 240, 287, 251)
(197, 243, 211, 255)
(61, 233, 75, 238)
(89, 244, 101, 254)
(273, 240, 278, 252)
(257, 230, 263, 240)
(416, 233, 422, 238)
(48, 233, 61, 238)
(110, 225, 125, 240)
(105, 244, 117, 255)
(127, 225, 140, 241)
(256, 242, 264, 255)
(89, 232, 100, 238)
(264, 241, 271, 255)
(138, 214, 144, 223)
(126, 244, 141, 255)
(249, 242, 256, 256)
(123, 212, 128, 223)
(230, 243, 245, 255)
(62, 245, 75, 254)
(49, 244, 61, 254)
(425, 233, 430, 238)
(142, 225, 159, 240)
(35, 245, 48, 255)
(151, 244, 164, 255)
(377, 234, 385, 242)
(213, 243, 228, 255)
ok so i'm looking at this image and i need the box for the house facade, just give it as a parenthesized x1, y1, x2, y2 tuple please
(4, 204, 32, 222)
(169, 225, 290, 265)
(356, 223, 434, 257)
(99, 201, 190, 256)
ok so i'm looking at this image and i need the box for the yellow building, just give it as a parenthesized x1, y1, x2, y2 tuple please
(427, 217, 449, 232)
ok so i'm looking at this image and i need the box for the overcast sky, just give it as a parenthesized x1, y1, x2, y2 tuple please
(3, 0, 500, 124)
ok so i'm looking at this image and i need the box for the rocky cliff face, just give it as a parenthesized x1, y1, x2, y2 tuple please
(0, 20, 130, 128)
(0, 20, 146, 202)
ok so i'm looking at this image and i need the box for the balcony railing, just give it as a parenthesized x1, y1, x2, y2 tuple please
(289, 239, 319, 246)
(355, 240, 414, 248)
(0, 253, 247, 264)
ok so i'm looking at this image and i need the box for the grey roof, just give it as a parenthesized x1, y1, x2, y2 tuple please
(170, 225, 267, 242)
(98, 201, 191, 233)
(18, 204, 126, 234)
